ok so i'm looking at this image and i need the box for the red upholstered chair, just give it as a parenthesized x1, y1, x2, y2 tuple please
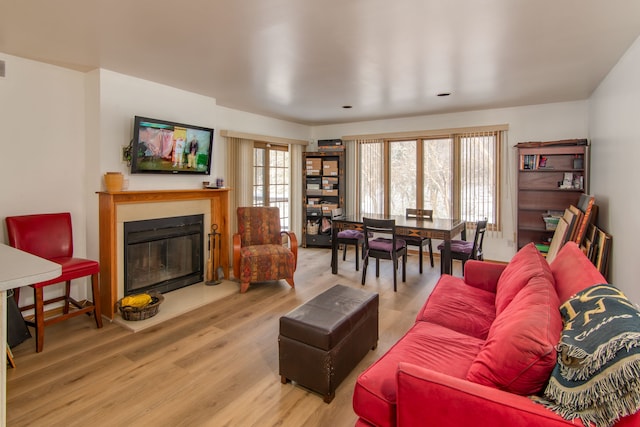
(5, 212, 103, 352)
(233, 206, 298, 293)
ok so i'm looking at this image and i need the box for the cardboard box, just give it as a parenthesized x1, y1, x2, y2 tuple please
(321, 203, 339, 214)
(306, 158, 322, 168)
(323, 160, 338, 176)
(322, 189, 338, 196)
(322, 177, 338, 189)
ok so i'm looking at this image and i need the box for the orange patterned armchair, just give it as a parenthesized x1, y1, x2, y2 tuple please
(233, 207, 298, 293)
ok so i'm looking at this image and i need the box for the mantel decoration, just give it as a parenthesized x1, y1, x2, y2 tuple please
(104, 171, 124, 192)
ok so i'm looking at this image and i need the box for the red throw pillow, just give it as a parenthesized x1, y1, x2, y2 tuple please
(466, 275, 562, 395)
(495, 243, 554, 314)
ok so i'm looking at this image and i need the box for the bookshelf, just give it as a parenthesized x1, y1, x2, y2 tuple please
(516, 142, 589, 250)
(302, 150, 345, 247)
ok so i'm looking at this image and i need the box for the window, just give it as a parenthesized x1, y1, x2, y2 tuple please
(359, 130, 501, 228)
(253, 143, 290, 230)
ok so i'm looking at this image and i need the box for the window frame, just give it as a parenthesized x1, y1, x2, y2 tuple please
(252, 142, 291, 230)
(359, 130, 502, 230)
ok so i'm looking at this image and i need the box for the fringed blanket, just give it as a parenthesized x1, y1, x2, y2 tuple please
(533, 284, 640, 427)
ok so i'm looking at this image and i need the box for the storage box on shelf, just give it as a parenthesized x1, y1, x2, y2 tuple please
(303, 150, 345, 248)
(516, 140, 589, 250)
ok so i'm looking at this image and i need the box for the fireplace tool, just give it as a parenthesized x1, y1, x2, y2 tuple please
(205, 223, 224, 285)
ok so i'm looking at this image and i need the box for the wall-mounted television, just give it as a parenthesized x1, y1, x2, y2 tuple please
(130, 116, 214, 175)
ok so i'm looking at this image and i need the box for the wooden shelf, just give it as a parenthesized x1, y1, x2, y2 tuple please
(516, 143, 589, 250)
(303, 151, 345, 248)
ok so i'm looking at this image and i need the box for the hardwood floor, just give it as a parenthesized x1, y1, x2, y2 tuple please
(7, 247, 452, 427)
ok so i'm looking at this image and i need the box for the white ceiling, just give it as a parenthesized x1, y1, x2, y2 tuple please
(2, 0, 640, 125)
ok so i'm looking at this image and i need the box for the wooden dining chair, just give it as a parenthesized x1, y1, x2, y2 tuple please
(438, 218, 488, 274)
(397, 208, 434, 273)
(361, 217, 407, 292)
(331, 208, 366, 271)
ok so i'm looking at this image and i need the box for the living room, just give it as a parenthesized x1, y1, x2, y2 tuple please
(1, 2, 640, 425)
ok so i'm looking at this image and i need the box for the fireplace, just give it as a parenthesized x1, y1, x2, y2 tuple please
(98, 189, 230, 319)
(123, 214, 204, 295)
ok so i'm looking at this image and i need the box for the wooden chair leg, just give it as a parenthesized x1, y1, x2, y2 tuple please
(418, 245, 423, 274)
(428, 240, 434, 267)
(91, 273, 103, 328)
(6, 347, 16, 369)
(240, 282, 250, 293)
(361, 256, 369, 285)
(354, 243, 360, 271)
(63, 280, 71, 314)
(392, 256, 398, 292)
(285, 277, 295, 289)
(402, 253, 407, 282)
(34, 287, 45, 353)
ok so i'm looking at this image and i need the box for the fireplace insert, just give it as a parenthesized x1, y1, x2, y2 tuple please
(123, 214, 204, 295)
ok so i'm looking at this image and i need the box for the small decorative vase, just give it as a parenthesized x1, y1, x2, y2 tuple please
(104, 172, 124, 192)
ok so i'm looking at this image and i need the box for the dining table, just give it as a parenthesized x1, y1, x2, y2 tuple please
(331, 213, 466, 275)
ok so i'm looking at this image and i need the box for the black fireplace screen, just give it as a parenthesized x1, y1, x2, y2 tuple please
(124, 214, 204, 295)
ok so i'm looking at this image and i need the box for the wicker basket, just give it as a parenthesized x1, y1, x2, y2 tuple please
(307, 221, 319, 235)
(116, 291, 164, 321)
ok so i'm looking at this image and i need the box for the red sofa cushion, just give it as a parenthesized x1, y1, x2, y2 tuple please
(466, 274, 562, 395)
(353, 322, 484, 427)
(495, 243, 554, 314)
(417, 274, 496, 339)
(549, 242, 607, 304)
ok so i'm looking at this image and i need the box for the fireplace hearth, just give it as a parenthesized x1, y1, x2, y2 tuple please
(124, 214, 204, 295)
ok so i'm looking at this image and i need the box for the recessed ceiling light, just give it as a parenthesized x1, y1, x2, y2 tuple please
(342, 105, 353, 109)
(437, 92, 451, 97)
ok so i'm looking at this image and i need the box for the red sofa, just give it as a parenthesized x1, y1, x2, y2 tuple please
(353, 242, 639, 427)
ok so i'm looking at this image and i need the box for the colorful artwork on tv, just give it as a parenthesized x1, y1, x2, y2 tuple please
(130, 116, 214, 175)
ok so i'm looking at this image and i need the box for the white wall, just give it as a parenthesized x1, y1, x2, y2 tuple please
(0, 53, 89, 305)
(588, 35, 640, 304)
(312, 101, 590, 262)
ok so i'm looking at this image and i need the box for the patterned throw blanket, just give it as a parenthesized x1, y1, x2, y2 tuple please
(533, 284, 640, 427)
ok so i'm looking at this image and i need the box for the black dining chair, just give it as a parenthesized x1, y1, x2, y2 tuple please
(438, 218, 488, 274)
(362, 217, 407, 292)
(331, 208, 365, 271)
(397, 208, 434, 273)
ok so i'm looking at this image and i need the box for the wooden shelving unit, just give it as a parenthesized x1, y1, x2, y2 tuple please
(302, 151, 345, 247)
(516, 142, 589, 249)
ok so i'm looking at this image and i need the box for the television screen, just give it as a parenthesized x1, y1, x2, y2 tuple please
(130, 116, 214, 175)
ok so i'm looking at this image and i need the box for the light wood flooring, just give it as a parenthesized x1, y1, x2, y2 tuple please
(7, 247, 454, 427)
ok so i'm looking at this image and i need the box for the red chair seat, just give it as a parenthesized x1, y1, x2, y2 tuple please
(31, 257, 100, 288)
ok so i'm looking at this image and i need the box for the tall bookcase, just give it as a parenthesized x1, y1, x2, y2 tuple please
(516, 142, 589, 249)
(302, 151, 345, 247)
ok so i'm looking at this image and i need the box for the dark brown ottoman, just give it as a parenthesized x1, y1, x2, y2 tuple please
(279, 284, 379, 403)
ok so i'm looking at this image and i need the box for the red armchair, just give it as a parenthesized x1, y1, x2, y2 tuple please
(233, 207, 297, 293)
(5, 212, 103, 352)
